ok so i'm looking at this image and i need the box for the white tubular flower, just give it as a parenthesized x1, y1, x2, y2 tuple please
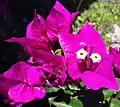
(80, 42, 86, 46)
(76, 48, 88, 60)
(90, 53, 101, 63)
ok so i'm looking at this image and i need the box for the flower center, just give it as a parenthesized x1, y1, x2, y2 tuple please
(90, 53, 101, 63)
(76, 43, 101, 71)
(80, 53, 83, 55)
(76, 48, 88, 60)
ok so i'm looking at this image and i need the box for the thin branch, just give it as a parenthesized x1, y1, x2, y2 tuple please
(4, 0, 8, 21)
(76, 0, 84, 11)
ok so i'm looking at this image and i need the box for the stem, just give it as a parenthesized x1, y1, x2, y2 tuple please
(4, 0, 8, 21)
(76, 0, 84, 12)
(78, 84, 86, 90)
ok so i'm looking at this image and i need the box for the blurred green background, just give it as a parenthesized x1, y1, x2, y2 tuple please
(73, 0, 120, 45)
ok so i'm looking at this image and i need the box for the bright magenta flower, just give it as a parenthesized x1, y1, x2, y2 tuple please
(46, 1, 79, 42)
(109, 47, 120, 77)
(0, 62, 45, 106)
(5, 12, 51, 56)
(6, 37, 50, 57)
(26, 11, 48, 42)
(58, 23, 119, 90)
(6, 1, 78, 52)
(27, 49, 67, 87)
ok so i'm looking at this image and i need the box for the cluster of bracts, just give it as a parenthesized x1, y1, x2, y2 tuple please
(1, 1, 120, 107)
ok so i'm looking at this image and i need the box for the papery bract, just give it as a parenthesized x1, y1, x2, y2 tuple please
(109, 47, 120, 77)
(3, 61, 45, 85)
(5, 12, 51, 56)
(80, 58, 118, 90)
(58, 23, 119, 90)
(5, 1, 79, 54)
(59, 23, 106, 57)
(26, 12, 48, 42)
(5, 37, 50, 57)
(46, 1, 79, 42)
(0, 62, 45, 106)
(27, 49, 67, 87)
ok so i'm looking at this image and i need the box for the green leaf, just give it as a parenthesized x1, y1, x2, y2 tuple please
(70, 97, 83, 107)
(55, 49, 62, 56)
(110, 98, 120, 107)
(67, 84, 80, 91)
(73, 0, 120, 38)
(52, 101, 72, 107)
(75, 20, 79, 25)
(103, 90, 114, 100)
(49, 97, 56, 107)
(116, 91, 120, 99)
(79, 82, 84, 88)
(45, 86, 59, 93)
(63, 89, 74, 95)
(116, 78, 120, 86)
(77, 16, 84, 22)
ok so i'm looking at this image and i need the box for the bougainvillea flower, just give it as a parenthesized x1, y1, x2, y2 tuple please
(5, 11, 51, 56)
(46, 1, 79, 42)
(109, 47, 120, 77)
(0, 62, 45, 106)
(5, 37, 50, 56)
(26, 10, 48, 42)
(27, 49, 67, 87)
(59, 23, 106, 57)
(6, 1, 79, 54)
(58, 23, 119, 90)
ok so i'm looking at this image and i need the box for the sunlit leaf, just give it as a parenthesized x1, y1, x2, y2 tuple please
(55, 49, 62, 56)
(70, 97, 83, 107)
(103, 90, 114, 100)
(52, 101, 72, 107)
(49, 97, 56, 107)
(45, 86, 59, 93)
(63, 90, 74, 95)
(110, 98, 120, 107)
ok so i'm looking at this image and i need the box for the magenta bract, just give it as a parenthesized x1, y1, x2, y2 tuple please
(6, 37, 50, 57)
(109, 47, 120, 77)
(58, 23, 106, 57)
(5, 11, 51, 56)
(58, 23, 119, 90)
(26, 13, 48, 42)
(5, 1, 79, 55)
(46, 1, 79, 42)
(27, 49, 67, 86)
(0, 62, 45, 105)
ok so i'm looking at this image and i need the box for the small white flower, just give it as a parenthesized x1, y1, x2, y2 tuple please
(80, 42, 86, 46)
(35, 87, 45, 93)
(37, 87, 41, 90)
(76, 48, 88, 60)
(90, 53, 101, 63)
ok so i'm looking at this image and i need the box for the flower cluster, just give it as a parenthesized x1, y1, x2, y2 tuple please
(1, 1, 120, 106)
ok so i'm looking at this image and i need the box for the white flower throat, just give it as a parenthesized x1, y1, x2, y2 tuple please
(76, 48, 101, 63)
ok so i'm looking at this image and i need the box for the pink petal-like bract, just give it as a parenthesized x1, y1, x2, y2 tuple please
(27, 49, 67, 86)
(59, 23, 106, 57)
(58, 23, 119, 90)
(0, 62, 46, 105)
(6, 37, 50, 57)
(26, 14, 48, 42)
(109, 47, 120, 77)
(81, 58, 119, 90)
(46, 1, 79, 42)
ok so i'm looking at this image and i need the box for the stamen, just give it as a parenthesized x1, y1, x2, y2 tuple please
(76, 48, 88, 60)
(34, 9, 37, 19)
(80, 42, 86, 46)
(90, 53, 101, 63)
